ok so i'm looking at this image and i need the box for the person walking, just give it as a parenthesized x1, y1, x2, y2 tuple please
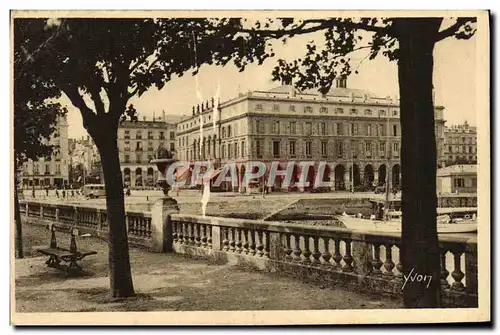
(31, 186, 36, 199)
(62, 188, 66, 199)
(45, 186, 49, 197)
(55, 188, 59, 199)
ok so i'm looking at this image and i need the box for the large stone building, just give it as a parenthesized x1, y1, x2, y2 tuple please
(69, 136, 101, 184)
(20, 115, 70, 188)
(118, 112, 179, 188)
(176, 79, 447, 191)
(442, 121, 477, 166)
(437, 164, 477, 194)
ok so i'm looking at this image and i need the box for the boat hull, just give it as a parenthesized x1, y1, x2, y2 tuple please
(338, 216, 477, 234)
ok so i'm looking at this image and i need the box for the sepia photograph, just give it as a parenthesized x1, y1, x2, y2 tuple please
(10, 10, 490, 325)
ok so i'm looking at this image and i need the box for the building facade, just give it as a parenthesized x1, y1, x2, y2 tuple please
(69, 136, 102, 185)
(20, 115, 70, 188)
(437, 164, 477, 194)
(176, 80, 447, 192)
(442, 121, 477, 166)
(118, 112, 179, 188)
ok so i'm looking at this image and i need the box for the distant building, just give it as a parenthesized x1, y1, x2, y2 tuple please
(176, 79, 447, 192)
(118, 111, 179, 187)
(443, 121, 477, 166)
(20, 115, 69, 188)
(69, 136, 101, 184)
(437, 164, 477, 194)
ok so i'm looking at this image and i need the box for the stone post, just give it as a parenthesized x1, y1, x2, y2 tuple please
(96, 209, 102, 231)
(150, 196, 180, 252)
(465, 242, 478, 295)
(211, 225, 222, 251)
(25, 203, 29, 217)
(55, 208, 59, 221)
(351, 233, 372, 276)
(40, 204, 44, 220)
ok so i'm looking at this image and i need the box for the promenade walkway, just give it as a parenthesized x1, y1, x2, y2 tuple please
(15, 223, 401, 313)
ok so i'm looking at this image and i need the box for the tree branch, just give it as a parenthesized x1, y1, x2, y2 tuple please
(89, 87, 106, 115)
(435, 18, 477, 42)
(59, 83, 99, 131)
(239, 18, 392, 39)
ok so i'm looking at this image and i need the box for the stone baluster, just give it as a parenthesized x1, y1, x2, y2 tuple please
(292, 234, 302, 262)
(333, 238, 343, 269)
(207, 225, 212, 249)
(263, 231, 270, 258)
(394, 245, 403, 282)
(311, 236, 322, 265)
(55, 208, 60, 222)
(184, 222, 190, 245)
(440, 248, 450, 290)
(74, 206, 78, 225)
(190, 223, 196, 246)
(249, 230, 257, 256)
(284, 233, 293, 262)
(236, 228, 242, 253)
(383, 244, 395, 277)
(242, 229, 249, 254)
(229, 228, 236, 252)
(256, 230, 264, 257)
(40, 204, 44, 219)
(451, 247, 465, 291)
(302, 236, 312, 264)
(195, 223, 202, 247)
(178, 222, 184, 244)
(25, 203, 29, 217)
(201, 224, 207, 248)
(172, 221, 178, 243)
(342, 239, 354, 272)
(321, 237, 332, 267)
(222, 228, 230, 251)
(372, 244, 383, 275)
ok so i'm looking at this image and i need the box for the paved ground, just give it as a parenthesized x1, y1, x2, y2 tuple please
(15, 223, 402, 312)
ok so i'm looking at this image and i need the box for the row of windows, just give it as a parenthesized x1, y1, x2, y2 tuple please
(123, 130, 174, 140)
(26, 163, 61, 174)
(253, 140, 400, 159)
(182, 141, 248, 161)
(445, 136, 477, 144)
(178, 114, 214, 130)
(124, 142, 175, 152)
(254, 120, 400, 137)
(447, 145, 476, 153)
(255, 103, 399, 117)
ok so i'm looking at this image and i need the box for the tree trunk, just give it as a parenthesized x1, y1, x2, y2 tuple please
(393, 18, 443, 308)
(94, 122, 135, 298)
(14, 160, 24, 259)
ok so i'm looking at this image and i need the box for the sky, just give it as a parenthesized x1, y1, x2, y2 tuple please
(64, 22, 477, 139)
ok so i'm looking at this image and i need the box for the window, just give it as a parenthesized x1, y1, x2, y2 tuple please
(255, 104, 263, 111)
(273, 121, 280, 134)
(304, 106, 313, 113)
(449, 145, 453, 153)
(170, 143, 175, 152)
(305, 141, 312, 157)
(454, 178, 465, 188)
(321, 141, 327, 157)
(469, 146, 473, 153)
(365, 142, 372, 157)
(379, 110, 386, 117)
(336, 141, 343, 158)
(379, 124, 386, 137)
(228, 126, 232, 137)
(256, 120, 263, 134)
(289, 141, 296, 157)
(289, 105, 296, 112)
(320, 122, 326, 135)
(337, 123, 343, 135)
(290, 122, 297, 134)
(178, 138, 181, 147)
(380, 142, 386, 157)
(393, 110, 398, 116)
(256, 140, 262, 158)
(55, 164, 60, 174)
(222, 127, 227, 138)
(320, 107, 328, 114)
(241, 141, 246, 157)
(335, 108, 344, 114)
(228, 143, 232, 158)
(366, 124, 372, 136)
(222, 144, 226, 158)
(305, 122, 312, 136)
(124, 155, 130, 163)
(273, 104, 280, 112)
(170, 132, 175, 140)
(393, 125, 398, 136)
(45, 164, 50, 175)
(136, 131, 142, 139)
(136, 142, 143, 151)
(148, 131, 154, 139)
(365, 109, 372, 115)
(351, 124, 358, 136)
(393, 142, 399, 153)
(159, 132, 165, 140)
(350, 108, 358, 115)
(273, 141, 280, 158)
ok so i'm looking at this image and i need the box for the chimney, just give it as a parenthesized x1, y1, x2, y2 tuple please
(192, 106, 195, 116)
(162, 110, 166, 122)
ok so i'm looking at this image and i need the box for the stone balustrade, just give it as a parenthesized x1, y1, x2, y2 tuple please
(20, 201, 152, 248)
(19, 200, 477, 307)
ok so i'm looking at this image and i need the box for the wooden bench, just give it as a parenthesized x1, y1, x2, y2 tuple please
(36, 224, 97, 276)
